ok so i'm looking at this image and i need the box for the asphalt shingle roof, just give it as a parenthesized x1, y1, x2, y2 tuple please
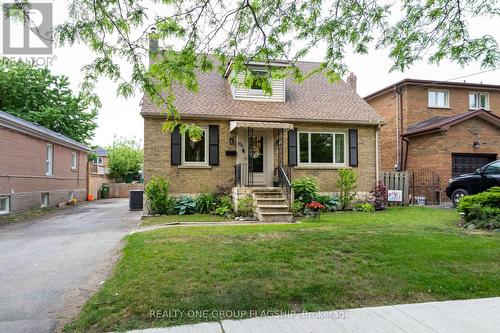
(141, 61, 384, 125)
(0, 110, 90, 151)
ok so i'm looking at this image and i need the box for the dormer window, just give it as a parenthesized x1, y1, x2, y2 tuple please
(225, 60, 287, 102)
(250, 70, 267, 90)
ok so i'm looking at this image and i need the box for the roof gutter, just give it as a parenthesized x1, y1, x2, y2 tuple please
(140, 111, 386, 126)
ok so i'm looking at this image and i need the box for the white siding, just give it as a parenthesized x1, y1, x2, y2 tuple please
(230, 72, 286, 102)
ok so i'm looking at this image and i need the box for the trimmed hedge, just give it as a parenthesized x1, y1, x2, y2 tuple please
(457, 187, 500, 230)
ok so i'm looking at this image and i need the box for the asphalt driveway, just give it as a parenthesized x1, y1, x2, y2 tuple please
(0, 198, 141, 333)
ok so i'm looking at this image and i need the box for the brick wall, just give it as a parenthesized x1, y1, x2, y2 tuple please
(144, 117, 378, 195)
(367, 85, 500, 172)
(0, 127, 88, 213)
(144, 118, 236, 194)
(405, 118, 500, 191)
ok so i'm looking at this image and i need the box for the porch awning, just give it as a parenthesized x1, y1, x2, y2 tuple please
(229, 121, 294, 132)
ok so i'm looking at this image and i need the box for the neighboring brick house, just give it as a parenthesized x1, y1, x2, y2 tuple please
(0, 111, 90, 214)
(142, 52, 384, 220)
(365, 79, 500, 201)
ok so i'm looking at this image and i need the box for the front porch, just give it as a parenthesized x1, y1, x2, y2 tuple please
(230, 120, 293, 187)
(230, 121, 294, 221)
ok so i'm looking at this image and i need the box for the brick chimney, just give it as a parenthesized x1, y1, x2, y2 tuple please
(347, 72, 357, 92)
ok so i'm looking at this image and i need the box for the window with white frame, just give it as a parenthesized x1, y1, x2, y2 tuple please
(96, 156, 104, 165)
(428, 90, 449, 108)
(41, 193, 49, 208)
(0, 196, 9, 215)
(46, 144, 53, 175)
(71, 152, 77, 170)
(298, 132, 346, 165)
(469, 92, 489, 110)
(182, 128, 208, 165)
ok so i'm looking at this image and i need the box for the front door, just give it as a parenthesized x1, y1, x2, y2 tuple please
(249, 135, 266, 185)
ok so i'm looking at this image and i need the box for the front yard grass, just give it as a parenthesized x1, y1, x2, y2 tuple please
(141, 214, 231, 226)
(66, 207, 500, 332)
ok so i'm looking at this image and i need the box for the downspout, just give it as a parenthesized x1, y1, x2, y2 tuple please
(376, 124, 381, 182)
(402, 137, 410, 171)
(394, 85, 404, 171)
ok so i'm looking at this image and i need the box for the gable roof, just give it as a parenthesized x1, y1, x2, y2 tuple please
(364, 78, 500, 101)
(404, 109, 500, 137)
(0, 110, 90, 151)
(141, 61, 384, 125)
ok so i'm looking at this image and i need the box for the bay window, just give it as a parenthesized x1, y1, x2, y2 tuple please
(298, 132, 346, 166)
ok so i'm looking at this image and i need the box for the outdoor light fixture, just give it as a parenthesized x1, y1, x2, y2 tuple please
(473, 141, 480, 149)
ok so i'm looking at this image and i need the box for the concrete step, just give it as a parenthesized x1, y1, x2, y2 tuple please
(259, 212, 294, 223)
(255, 198, 288, 206)
(256, 205, 290, 213)
(253, 192, 284, 199)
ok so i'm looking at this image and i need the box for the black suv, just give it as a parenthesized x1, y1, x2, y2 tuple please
(446, 160, 500, 207)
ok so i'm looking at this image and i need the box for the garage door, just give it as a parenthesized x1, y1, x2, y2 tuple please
(452, 153, 497, 177)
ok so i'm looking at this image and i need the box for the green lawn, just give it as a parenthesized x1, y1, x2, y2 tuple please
(66, 207, 500, 332)
(141, 214, 231, 226)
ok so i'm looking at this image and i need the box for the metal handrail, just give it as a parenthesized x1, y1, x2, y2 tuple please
(278, 165, 292, 209)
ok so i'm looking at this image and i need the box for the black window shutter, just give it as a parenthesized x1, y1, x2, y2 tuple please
(349, 129, 358, 167)
(209, 125, 219, 166)
(171, 126, 181, 166)
(288, 129, 297, 166)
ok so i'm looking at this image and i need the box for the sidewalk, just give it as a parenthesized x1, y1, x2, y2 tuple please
(125, 297, 500, 333)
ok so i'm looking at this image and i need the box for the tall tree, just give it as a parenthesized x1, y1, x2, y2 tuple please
(13, 1, 500, 136)
(0, 59, 99, 144)
(107, 137, 144, 182)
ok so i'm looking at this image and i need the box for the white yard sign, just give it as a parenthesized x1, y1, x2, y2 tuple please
(388, 190, 403, 202)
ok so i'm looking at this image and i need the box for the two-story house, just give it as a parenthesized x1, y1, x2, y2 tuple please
(365, 79, 500, 201)
(142, 49, 384, 221)
(0, 111, 90, 214)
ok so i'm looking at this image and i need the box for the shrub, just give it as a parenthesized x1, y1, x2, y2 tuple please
(214, 195, 233, 217)
(145, 176, 174, 215)
(305, 201, 326, 211)
(337, 169, 357, 210)
(292, 200, 305, 215)
(215, 184, 233, 197)
(355, 203, 375, 212)
(458, 187, 500, 229)
(292, 176, 319, 203)
(236, 196, 254, 217)
(370, 181, 388, 211)
(196, 191, 217, 214)
(316, 195, 341, 212)
(174, 195, 197, 215)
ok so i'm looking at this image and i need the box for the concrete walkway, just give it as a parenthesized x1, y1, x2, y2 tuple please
(125, 297, 500, 333)
(0, 199, 141, 333)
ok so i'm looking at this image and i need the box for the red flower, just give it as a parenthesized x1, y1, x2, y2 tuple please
(305, 201, 326, 211)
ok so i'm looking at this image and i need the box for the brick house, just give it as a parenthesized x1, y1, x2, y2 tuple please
(141, 54, 384, 220)
(0, 111, 90, 214)
(365, 79, 500, 201)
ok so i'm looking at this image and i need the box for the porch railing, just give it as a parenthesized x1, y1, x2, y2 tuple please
(234, 163, 250, 187)
(277, 165, 292, 209)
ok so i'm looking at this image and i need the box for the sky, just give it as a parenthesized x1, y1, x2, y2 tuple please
(3, 1, 499, 147)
